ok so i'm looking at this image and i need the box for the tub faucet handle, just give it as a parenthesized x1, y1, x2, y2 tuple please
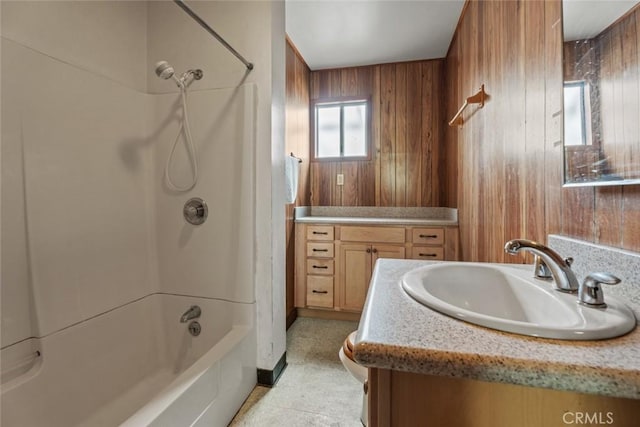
(578, 272, 621, 308)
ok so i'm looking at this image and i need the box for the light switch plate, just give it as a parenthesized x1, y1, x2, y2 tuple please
(337, 174, 344, 185)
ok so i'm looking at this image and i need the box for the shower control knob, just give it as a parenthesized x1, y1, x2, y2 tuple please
(183, 198, 208, 225)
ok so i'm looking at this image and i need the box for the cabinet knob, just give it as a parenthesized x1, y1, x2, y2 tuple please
(366, 248, 371, 253)
(372, 248, 378, 253)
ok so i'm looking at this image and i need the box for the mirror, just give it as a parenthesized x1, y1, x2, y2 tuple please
(562, 0, 640, 186)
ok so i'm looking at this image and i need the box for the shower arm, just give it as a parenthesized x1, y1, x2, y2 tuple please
(173, 0, 254, 71)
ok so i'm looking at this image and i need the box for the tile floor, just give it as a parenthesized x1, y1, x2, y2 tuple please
(229, 317, 363, 426)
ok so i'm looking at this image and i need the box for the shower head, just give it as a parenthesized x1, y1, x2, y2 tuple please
(155, 61, 175, 80)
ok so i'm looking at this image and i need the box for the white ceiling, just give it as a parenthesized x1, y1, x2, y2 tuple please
(285, 0, 466, 70)
(563, 0, 639, 41)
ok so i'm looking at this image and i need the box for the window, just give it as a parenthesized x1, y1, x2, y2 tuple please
(564, 81, 592, 146)
(312, 98, 370, 160)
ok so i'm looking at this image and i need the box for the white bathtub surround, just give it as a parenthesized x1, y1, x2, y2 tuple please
(2, 295, 255, 427)
(2, 0, 287, 425)
(548, 235, 640, 319)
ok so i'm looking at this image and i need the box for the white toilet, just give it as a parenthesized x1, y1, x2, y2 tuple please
(339, 331, 368, 426)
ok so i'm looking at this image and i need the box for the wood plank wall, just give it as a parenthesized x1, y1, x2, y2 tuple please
(309, 60, 445, 207)
(445, 0, 640, 263)
(285, 38, 310, 328)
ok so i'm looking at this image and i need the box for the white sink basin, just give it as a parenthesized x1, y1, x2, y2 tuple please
(401, 262, 636, 340)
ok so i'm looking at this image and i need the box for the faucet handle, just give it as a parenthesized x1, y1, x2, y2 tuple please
(578, 272, 621, 308)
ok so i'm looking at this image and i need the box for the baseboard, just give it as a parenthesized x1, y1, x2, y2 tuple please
(286, 309, 298, 330)
(257, 351, 287, 387)
(297, 307, 361, 322)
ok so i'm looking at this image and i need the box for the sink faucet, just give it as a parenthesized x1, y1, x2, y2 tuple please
(180, 305, 201, 323)
(504, 239, 579, 293)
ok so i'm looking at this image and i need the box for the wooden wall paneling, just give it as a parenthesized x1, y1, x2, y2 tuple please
(299, 55, 311, 206)
(444, 37, 459, 209)
(448, 0, 640, 262)
(394, 63, 408, 207)
(380, 64, 396, 206)
(342, 161, 359, 206)
(285, 39, 311, 327)
(341, 67, 358, 96)
(622, 186, 640, 249)
(358, 160, 376, 206)
(469, 0, 484, 262)
(310, 60, 444, 208)
(524, 0, 547, 247)
(373, 65, 382, 206)
(312, 164, 342, 206)
(421, 62, 435, 207)
(595, 187, 623, 245)
(622, 13, 639, 177)
(406, 62, 423, 207)
(501, 0, 526, 263)
(431, 61, 443, 207)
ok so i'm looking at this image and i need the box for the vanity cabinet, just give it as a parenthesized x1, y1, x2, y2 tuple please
(294, 222, 459, 316)
(368, 368, 640, 427)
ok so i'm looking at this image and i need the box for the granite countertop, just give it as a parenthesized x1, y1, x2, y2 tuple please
(294, 206, 458, 226)
(354, 259, 640, 400)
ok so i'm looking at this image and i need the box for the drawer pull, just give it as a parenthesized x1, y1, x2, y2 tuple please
(312, 248, 328, 252)
(312, 231, 329, 235)
(419, 253, 438, 257)
(312, 290, 328, 294)
(419, 234, 439, 239)
(312, 265, 329, 269)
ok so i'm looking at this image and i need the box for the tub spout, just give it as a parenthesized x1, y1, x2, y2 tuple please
(180, 305, 201, 323)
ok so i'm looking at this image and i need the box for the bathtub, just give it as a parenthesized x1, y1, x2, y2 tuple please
(0, 294, 256, 427)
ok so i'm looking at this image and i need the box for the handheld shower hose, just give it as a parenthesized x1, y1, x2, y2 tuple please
(155, 61, 200, 192)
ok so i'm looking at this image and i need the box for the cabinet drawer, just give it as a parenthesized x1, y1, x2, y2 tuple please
(306, 259, 334, 275)
(410, 247, 444, 260)
(412, 228, 444, 245)
(306, 225, 334, 241)
(340, 226, 405, 243)
(306, 242, 334, 258)
(306, 276, 334, 308)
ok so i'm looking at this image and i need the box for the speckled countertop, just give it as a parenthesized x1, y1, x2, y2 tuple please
(294, 206, 458, 226)
(353, 259, 640, 400)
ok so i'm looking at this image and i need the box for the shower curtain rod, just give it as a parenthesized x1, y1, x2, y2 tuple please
(173, 0, 254, 71)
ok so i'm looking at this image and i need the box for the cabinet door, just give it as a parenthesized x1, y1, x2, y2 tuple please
(372, 244, 406, 263)
(338, 244, 373, 312)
